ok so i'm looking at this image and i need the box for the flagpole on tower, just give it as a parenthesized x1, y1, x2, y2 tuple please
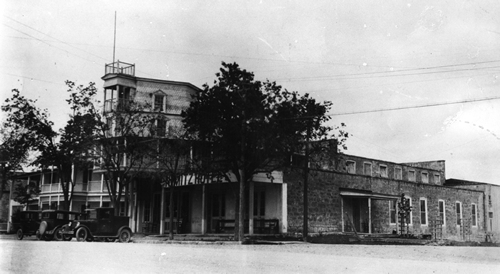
(113, 11, 117, 65)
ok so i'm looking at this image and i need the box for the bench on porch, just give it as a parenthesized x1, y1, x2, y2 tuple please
(216, 219, 279, 234)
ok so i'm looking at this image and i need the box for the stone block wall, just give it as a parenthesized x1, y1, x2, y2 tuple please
(285, 167, 485, 241)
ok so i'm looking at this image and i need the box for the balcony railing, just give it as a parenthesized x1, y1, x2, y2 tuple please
(88, 181, 103, 192)
(104, 98, 130, 112)
(105, 61, 135, 76)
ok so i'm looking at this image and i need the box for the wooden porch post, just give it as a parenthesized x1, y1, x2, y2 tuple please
(201, 184, 206, 235)
(282, 183, 287, 233)
(249, 181, 254, 235)
(160, 187, 165, 235)
(368, 197, 372, 234)
(341, 196, 344, 232)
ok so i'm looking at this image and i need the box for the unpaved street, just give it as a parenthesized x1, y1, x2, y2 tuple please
(1, 238, 499, 273)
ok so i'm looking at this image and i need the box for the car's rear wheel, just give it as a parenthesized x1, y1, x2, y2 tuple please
(119, 229, 131, 243)
(76, 227, 88, 242)
(54, 227, 63, 241)
(16, 229, 23, 240)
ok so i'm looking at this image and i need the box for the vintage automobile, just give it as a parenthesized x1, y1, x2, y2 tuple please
(38, 210, 81, 241)
(12, 210, 42, 240)
(62, 207, 132, 243)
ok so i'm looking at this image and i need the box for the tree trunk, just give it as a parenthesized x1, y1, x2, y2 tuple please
(237, 169, 246, 242)
(169, 185, 175, 240)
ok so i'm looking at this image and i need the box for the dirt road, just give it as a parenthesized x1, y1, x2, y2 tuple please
(1, 237, 499, 273)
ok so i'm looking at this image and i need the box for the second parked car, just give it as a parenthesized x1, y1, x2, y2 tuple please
(62, 207, 132, 243)
(38, 210, 81, 241)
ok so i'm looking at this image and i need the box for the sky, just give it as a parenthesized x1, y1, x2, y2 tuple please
(2, 0, 500, 184)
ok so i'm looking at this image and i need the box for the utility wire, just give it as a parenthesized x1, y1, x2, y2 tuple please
(277, 59, 500, 81)
(328, 96, 500, 117)
(4, 15, 109, 62)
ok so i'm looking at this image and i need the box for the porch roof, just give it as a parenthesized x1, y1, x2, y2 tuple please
(339, 188, 399, 200)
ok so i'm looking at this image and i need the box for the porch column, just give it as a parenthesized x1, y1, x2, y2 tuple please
(282, 183, 287, 233)
(201, 184, 206, 234)
(249, 181, 254, 235)
(160, 187, 165, 235)
(368, 197, 372, 234)
(129, 180, 136, 232)
(341, 197, 344, 232)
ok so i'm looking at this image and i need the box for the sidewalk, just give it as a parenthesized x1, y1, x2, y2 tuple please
(131, 233, 305, 245)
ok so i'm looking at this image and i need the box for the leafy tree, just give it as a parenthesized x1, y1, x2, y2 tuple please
(1, 89, 55, 211)
(1, 83, 101, 211)
(1, 89, 55, 173)
(182, 62, 344, 241)
(144, 121, 211, 239)
(96, 98, 156, 215)
(34, 81, 101, 210)
(12, 180, 41, 206)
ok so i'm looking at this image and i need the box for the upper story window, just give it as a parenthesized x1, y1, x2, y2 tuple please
(394, 166, 402, 180)
(346, 161, 356, 174)
(379, 165, 388, 178)
(408, 170, 416, 182)
(434, 174, 441, 184)
(421, 172, 428, 184)
(363, 162, 372, 176)
(153, 94, 166, 112)
(117, 87, 131, 111)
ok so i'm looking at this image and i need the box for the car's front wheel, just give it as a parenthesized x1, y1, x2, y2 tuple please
(118, 229, 131, 243)
(16, 229, 23, 240)
(76, 227, 88, 242)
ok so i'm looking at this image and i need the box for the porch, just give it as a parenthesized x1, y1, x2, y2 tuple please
(133, 172, 287, 236)
(340, 188, 399, 234)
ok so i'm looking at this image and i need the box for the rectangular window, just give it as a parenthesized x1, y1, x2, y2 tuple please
(144, 200, 151, 222)
(456, 202, 462, 225)
(346, 161, 356, 174)
(407, 197, 413, 225)
(379, 165, 388, 178)
(253, 191, 266, 217)
(408, 170, 416, 182)
(420, 198, 427, 225)
(389, 200, 397, 224)
(421, 172, 428, 184)
(471, 204, 477, 227)
(434, 174, 440, 184)
(438, 200, 446, 226)
(394, 167, 402, 180)
(363, 162, 372, 176)
(117, 86, 130, 111)
(211, 194, 226, 217)
(156, 119, 167, 137)
(154, 95, 165, 112)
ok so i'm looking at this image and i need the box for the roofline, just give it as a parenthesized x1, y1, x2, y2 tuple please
(338, 152, 445, 172)
(445, 178, 489, 186)
(101, 73, 202, 92)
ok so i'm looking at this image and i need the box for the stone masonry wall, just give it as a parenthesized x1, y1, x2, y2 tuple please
(285, 168, 485, 241)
